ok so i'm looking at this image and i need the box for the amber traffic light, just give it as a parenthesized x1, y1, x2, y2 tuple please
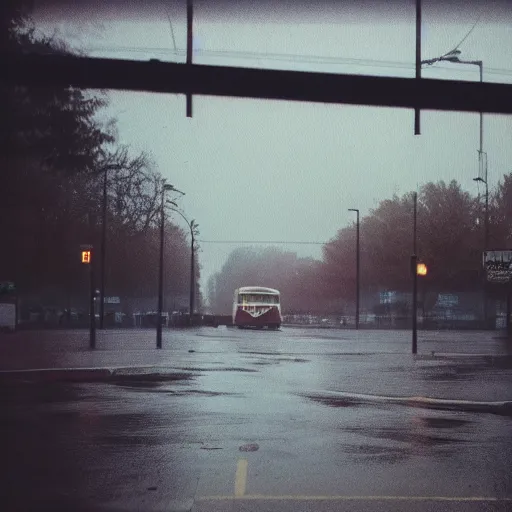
(417, 262, 427, 276)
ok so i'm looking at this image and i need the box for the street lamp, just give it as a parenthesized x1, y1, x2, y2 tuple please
(348, 209, 360, 330)
(422, 49, 488, 322)
(421, 51, 486, 245)
(157, 182, 185, 349)
(422, 52, 484, 173)
(98, 163, 119, 330)
(473, 152, 489, 252)
(166, 201, 199, 322)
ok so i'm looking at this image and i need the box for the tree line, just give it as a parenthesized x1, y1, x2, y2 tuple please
(1, 5, 199, 311)
(208, 178, 512, 315)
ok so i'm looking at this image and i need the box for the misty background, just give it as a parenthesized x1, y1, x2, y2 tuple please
(8, 0, 512, 312)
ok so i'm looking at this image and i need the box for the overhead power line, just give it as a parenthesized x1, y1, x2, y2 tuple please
(198, 239, 328, 245)
(447, 8, 485, 54)
(165, 12, 177, 53)
(82, 45, 512, 78)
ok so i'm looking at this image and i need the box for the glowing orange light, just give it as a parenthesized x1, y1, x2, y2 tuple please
(81, 250, 91, 264)
(417, 262, 427, 276)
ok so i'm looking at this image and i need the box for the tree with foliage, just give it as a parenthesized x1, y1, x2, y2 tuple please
(1, 5, 198, 312)
(321, 180, 481, 303)
(417, 180, 480, 291)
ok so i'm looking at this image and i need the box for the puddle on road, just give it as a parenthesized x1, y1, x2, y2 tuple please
(112, 382, 242, 397)
(111, 372, 195, 382)
(246, 356, 310, 365)
(171, 389, 241, 397)
(113, 380, 163, 389)
(418, 417, 471, 429)
(483, 355, 512, 369)
(422, 366, 479, 381)
(323, 352, 379, 357)
(239, 442, 259, 452)
(345, 426, 468, 446)
(275, 357, 309, 363)
(241, 351, 282, 356)
(175, 367, 259, 373)
(340, 443, 408, 463)
(306, 395, 363, 408)
(111, 373, 196, 390)
(421, 355, 512, 382)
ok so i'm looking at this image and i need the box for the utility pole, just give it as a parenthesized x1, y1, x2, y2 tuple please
(507, 286, 511, 337)
(473, 62, 488, 327)
(414, 0, 421, 135)
(186, 0, 193, 117)
(100, 167, 107, 329)
(157, 183, 185, 348)
(90, 262, 96, 348)
(165, 204, 198, 326)
(189, 227, 195, 322)
(411, 192, 418, 354)
(156, 185, 167, 349)
(81, 245, 95, 349)
(348, 209, 360, 330)
(422, 52, 487, 326)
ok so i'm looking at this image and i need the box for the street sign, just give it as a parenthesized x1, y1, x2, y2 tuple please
(104, 296, 120, 304)
(483, 250, 512, 284)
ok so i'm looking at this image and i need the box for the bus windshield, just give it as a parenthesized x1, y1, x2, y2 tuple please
(239, 294, 279, 304)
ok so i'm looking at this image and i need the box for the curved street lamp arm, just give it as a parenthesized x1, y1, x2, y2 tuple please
(166, 205, 193, 237)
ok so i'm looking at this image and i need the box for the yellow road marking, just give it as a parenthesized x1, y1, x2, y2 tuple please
(198, 494, 512, 502)
(234, 459, 248, 497)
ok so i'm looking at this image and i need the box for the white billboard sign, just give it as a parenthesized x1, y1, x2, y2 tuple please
(483, 251, 512, 284)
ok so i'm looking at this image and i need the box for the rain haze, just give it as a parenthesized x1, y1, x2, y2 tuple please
(3, 2, 512, 511)
(25, 0, 512, 298)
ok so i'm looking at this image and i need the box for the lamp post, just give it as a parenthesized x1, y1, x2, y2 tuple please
(98, 162, 121, 330)
(157, 182, 185, 349)
(411, 192, 418, 354)
(422, 51, 483, 169)
(422, 50, 488, 322)
(422, 51, 483, 173)
(422, 51, 486, 238)
(473, 153, 489, 251)
(166, 202, 199, 322)
(99, 167, 108, 329)
(348, 209, 360, 330)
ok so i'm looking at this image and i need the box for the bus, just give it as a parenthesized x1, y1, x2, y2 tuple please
(232, 286, 282, 329)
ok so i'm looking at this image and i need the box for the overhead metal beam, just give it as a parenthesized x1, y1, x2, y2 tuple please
(3, 52, 512, 115)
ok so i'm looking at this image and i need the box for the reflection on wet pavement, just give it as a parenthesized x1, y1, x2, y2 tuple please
(2, 328, 512, 510)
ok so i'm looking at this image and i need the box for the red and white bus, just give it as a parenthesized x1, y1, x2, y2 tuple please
(232, 286, 282, 329)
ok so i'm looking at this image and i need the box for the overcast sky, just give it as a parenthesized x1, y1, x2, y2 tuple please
(32, 0, 512, 296)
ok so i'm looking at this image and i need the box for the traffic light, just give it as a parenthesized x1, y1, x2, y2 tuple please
(81, 250, 91, 264)
(417, 262, 428, 276)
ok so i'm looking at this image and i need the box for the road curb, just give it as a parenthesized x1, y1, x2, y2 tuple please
(0, 367, 195, 384)
(304, 391, 512, 416)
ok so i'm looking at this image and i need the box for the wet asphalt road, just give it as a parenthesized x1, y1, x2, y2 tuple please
(2, 327, 512, 511)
